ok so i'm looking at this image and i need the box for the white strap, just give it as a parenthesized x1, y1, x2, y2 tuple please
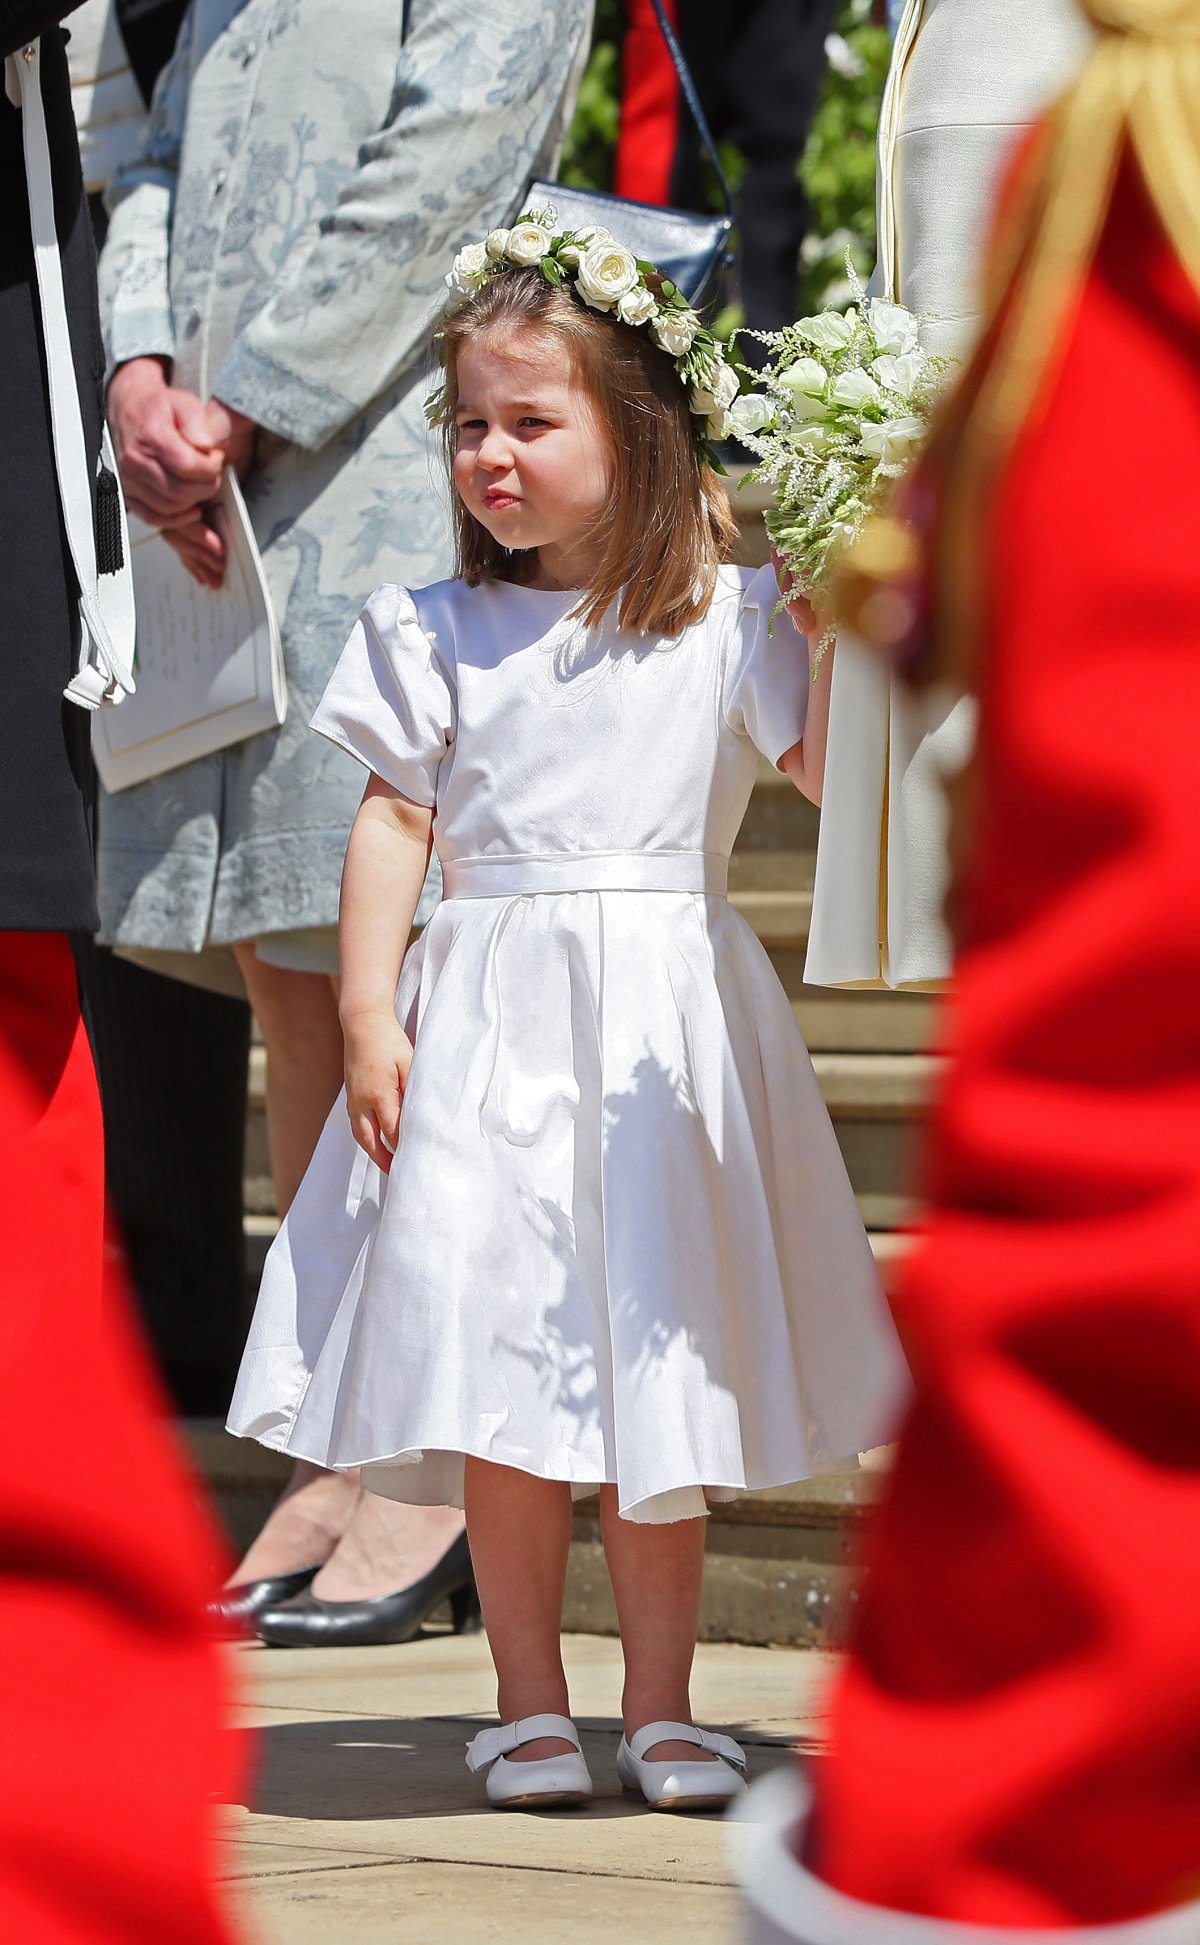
(8, 40, 133, 709)
(628, 1720, 747, 1768)
(465, 1713, 580, 1773)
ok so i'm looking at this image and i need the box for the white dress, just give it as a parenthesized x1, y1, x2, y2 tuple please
(804, 0, 1092, 990)
(227, 566, 908, 1523)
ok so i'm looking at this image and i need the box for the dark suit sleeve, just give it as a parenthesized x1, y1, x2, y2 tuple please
(0, 1, 86, 61)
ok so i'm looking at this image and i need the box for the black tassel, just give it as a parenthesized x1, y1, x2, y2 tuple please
(96, 464, 125, 576)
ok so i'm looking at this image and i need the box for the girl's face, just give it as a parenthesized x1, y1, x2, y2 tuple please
(452, 330, 613, 589)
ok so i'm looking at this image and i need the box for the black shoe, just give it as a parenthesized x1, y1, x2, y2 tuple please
(253, 1530, 480, 1648)
(207, 1565, 321, 1639)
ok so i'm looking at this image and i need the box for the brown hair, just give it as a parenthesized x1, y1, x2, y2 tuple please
(434, 269, 738, 638)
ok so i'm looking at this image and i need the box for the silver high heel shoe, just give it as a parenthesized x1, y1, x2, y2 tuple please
(616, 1720, 748, 1811)
(466, 1713, 593, 1809)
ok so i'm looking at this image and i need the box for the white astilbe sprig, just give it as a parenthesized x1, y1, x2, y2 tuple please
(728, 261, 954, 668)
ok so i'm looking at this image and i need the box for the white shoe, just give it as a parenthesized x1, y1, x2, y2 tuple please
(465, 1712, 593, 1809)
(617, 1720, 748, 1811)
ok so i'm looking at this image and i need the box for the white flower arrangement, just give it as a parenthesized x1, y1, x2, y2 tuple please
(729, 267, 953, 664)
(441, 205, 736, 457)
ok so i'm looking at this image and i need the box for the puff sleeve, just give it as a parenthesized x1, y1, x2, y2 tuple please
(310, 586, 455, 808)
(722, 563, 811, 766)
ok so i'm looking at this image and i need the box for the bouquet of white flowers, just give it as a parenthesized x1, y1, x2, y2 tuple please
(729, 270, 952, 664)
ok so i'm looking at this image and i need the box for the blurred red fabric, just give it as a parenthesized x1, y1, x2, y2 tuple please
(811, 158, 1200, 1926)
(0, 930, 241, 1943)
(614, 0, 681, 206)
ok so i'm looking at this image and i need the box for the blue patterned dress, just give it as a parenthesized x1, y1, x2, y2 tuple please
(97, 0, 592, 987)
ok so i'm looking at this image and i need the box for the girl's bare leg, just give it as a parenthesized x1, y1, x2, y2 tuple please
(229, 945, 464, 1593)
(599, 1487, 716, 1763)
(465, 1460, 575, 1761)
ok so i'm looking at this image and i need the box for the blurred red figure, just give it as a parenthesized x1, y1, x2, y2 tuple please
(0, 935, 240, 1942)
(734, 3, 1200, 1936)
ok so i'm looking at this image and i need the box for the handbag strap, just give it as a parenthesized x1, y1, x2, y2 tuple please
(7, 39, 132, 707)
(645, 0, 735, 218)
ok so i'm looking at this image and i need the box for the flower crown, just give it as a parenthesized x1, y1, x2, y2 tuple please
(441, 205, 739, 456)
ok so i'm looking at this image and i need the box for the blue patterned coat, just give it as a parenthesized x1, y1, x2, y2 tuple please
(97, 0, 591, 977)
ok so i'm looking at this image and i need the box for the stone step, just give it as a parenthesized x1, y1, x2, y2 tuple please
(186, 1415, 892, 1650)
(730, 885, 812, 942)
(785, 978, 937, 1054)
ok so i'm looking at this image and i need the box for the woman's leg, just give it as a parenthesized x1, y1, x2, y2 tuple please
(465, 1460, 576, 1760)
(229, 944, 463, 1592)
(599, 1488, 715, 1762)
(233, 943, 344, 1217)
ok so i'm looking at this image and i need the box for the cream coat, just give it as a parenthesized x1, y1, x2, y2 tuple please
(96, 0, 591, 983)
(804, 0, 1091, 989)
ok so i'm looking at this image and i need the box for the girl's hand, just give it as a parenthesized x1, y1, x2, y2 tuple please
(771, 547, 817, 637)
(343, 1011, 414, 1173)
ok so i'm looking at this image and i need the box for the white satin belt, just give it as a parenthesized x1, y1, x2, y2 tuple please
(441, 850, 729, 899)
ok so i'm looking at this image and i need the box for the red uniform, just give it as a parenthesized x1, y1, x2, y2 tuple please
(735, 11, 1200, 1938)
(0, 932, 240, 1944)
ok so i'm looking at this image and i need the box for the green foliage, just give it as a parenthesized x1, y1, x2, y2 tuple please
(799, 2, 892, 311)
(558, 0, 622, 190)
(558, 0, 890, 329)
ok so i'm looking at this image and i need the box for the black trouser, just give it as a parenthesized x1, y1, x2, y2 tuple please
(76, 936, 252, 1414)
(83, 191, 252, 1418)
(670, 0, 838, 333)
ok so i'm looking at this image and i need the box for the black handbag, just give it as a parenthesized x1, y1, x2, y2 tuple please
(525, 0, 734, 308)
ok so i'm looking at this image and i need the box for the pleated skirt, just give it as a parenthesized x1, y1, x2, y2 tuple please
(227, 890, 908, 1521)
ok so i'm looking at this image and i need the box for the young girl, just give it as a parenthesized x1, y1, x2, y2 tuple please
(228, 216, 907, 1812)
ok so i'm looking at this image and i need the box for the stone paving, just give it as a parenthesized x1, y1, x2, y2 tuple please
(221, 1629, 835, 1943)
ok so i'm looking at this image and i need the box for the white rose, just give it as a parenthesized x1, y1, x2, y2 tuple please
(859, 415, 925, 464)
(796, 309, 856, 354)
(706, 410, 729, 441)
(778, 358, 829, 420)
(689, 361, 739, 415)
(559, 243, 583, 266)
(575, 239, 640, 310)
(867, 298, 921, 356)
(505, 222, 553, 267)
(872, 351, 927, 396)
(575, 224, 614, 247)
(830, 368, 882, 410)
(727, 392, 775, 437)
(616, 283, 657, 327)
(447, 240, 489, 293)
(485, 229, 511, 262)
(651, 311, 699, 357)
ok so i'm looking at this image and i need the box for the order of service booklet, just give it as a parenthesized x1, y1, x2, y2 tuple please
(92, 469, 286, 793)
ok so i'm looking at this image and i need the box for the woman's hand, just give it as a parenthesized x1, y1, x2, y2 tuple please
(204, 397, 258, 479)
(107, 356, 225, 526)
(161, 513, 227, 590)
(342, 1009, 415, 1173)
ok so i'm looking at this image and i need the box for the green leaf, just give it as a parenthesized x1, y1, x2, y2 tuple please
(540, 258, 564, 286)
